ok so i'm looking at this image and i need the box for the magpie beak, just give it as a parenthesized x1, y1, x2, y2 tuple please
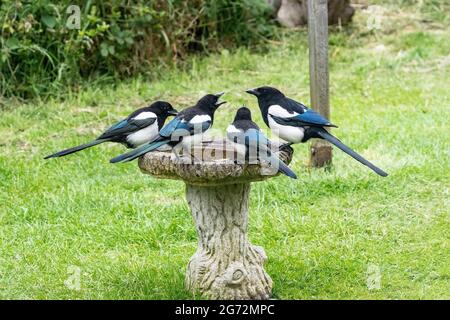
(245, 88, 259, 96)
(214, 92, 226, 107)
(168, 109, 178, 116)
(215, 101, 227, 107)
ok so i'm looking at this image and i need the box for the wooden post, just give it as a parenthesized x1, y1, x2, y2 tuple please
(307, 0, 332, 167)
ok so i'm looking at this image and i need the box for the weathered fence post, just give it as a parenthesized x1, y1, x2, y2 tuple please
(307, 0, 332, 167)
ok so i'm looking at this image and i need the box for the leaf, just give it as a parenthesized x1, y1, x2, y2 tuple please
(1, 52, 9, 63)
(108, 45, 115, 55)
(100, 47, 109, 57)
(100, 43, 109, 57)
(41, 15, 57, 28)
(111, 25, 120, 34)
(5, 37, 20, 50)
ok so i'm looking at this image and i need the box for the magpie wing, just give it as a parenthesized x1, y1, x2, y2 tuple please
(228, 128, 272, 155)
(270, 108, 337, 128)
(244, 129, 296, 178)
(284, 97, 308, 114)
(158, 117, 183, 138)
(159, 116, 211, 140)
(98, 117, 157, 139)
(245, 128, 270, 149)
(274, 97, 337, 127)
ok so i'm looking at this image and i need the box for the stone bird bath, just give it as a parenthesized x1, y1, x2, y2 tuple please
(138, 138, 294, 299)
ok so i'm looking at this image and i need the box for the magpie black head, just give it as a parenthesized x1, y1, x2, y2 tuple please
(196, 92, 226, 113)
(245, 86, 285, 101)
(234, 106, 252, 122)
(149, 101, 178, 116)
(245, 86, 285, 126)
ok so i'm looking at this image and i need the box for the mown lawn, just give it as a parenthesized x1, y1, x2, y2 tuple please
(0, 2, 449, 299)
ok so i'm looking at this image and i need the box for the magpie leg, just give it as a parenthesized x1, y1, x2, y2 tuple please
(171, 144, 183, 162)
(280, 142, 293, 150)
(191, 153, 203, 163)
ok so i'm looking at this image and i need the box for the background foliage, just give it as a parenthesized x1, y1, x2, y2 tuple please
(0, 0, 275, 100)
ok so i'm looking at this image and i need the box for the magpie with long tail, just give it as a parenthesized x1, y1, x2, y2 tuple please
(110, 92, 226, 163)
(227, 107, 297, 179)
(245, 86, 388, 177)
(44, 101, 178, 159)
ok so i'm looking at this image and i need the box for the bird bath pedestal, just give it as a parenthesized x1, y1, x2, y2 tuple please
(138, 138, 293, 299)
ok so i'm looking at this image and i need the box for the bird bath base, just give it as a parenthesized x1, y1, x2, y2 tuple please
(185, 183, 271, 299)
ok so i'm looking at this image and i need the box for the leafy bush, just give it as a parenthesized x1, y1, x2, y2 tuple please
(0, 0, 275, 100)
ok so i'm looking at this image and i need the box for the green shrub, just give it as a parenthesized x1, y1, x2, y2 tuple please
(0, 0, 275, 100)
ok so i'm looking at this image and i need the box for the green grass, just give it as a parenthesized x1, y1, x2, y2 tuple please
(0, 2, 449, 299)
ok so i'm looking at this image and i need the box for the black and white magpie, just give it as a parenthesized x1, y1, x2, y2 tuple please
(110, 92, 226, 163)
(246, 86, 388, 177)
(44, 101, 178, 159)
(227, 107, 297, 179)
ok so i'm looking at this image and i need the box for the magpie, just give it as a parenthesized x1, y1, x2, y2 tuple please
(110, 92, 226, 163)
(246, 86, 388, 177)
(227, 107, 297, 179)
(44, 101, 178, 159)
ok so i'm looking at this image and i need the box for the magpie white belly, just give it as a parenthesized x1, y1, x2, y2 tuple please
(126, 124, 159, 147)
(268, 116, 304, 143)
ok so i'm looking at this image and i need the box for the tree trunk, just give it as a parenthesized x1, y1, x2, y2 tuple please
(185, 183, 272, 300)
(276, 0, 355, 28)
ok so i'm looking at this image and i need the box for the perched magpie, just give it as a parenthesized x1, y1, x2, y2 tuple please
(44, 101, 178, 159)
(227, 107, 297, 179)
(246, 86, 388, 177)
(110, 92, 226, 163)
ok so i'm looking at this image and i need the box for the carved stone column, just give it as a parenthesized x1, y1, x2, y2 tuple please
(185, 183, 272, 299)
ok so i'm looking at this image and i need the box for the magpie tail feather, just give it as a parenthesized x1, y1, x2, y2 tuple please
(44, 139, 107, 159)
(110, 138, 169, 163)
(276, 158, 298, 179)
(314, 128, 388, 177)
(264, 148, 297, 179)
